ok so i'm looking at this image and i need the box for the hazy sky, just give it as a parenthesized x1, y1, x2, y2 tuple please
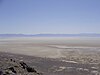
(0, 0, 100, 34)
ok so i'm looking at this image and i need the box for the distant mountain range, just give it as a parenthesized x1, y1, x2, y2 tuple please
(0, 33, 100, 37)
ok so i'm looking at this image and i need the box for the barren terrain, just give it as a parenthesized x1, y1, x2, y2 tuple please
(0, 37, 100, 58)
(1, 37, 100, 75)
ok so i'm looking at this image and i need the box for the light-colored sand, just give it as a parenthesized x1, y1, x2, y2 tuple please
(0, 37, 100, 58)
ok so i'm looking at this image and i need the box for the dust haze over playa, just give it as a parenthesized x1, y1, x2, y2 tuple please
(0, 36, 100, 57)
(0, 36, 100, 58)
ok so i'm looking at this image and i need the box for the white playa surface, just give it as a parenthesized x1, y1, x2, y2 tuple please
(0, 37, 100, 58)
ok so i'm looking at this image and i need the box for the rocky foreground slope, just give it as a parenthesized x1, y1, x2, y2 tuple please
(1, 51, 100, 75)
(0, 55, 43, 75)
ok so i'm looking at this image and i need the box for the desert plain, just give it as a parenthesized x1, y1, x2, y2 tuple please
(1, 37, 100, 75)
(0, 37, 100, 58)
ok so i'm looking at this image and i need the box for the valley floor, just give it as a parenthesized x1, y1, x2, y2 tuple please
(1, 37, 100, 75)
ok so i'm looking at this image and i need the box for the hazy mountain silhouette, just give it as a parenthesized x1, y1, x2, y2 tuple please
(0, 33, 100, 37)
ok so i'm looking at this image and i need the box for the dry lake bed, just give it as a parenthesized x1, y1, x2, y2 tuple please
(0, 37, 100, 58)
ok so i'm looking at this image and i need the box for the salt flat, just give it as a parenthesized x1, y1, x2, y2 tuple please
(0, 37, 100, 58)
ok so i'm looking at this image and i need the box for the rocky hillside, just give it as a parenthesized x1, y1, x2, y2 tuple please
(0, 56, 43, 75)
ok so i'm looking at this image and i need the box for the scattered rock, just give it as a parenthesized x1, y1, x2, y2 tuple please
(0, 70, 3, 75)
(0, 57, 43, 75)
(8, 67, 16, 73)
(20, 61, 37, 73)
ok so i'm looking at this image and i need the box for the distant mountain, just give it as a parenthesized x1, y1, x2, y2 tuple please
(0, 34, 33, 37)
(33, 33, 100, 37)
(0, 33, 100, 37)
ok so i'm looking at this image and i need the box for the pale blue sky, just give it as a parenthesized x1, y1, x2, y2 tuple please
(0, 0, 100, 34)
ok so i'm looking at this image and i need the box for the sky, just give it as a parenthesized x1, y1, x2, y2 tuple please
(0, 0, 100, 34)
